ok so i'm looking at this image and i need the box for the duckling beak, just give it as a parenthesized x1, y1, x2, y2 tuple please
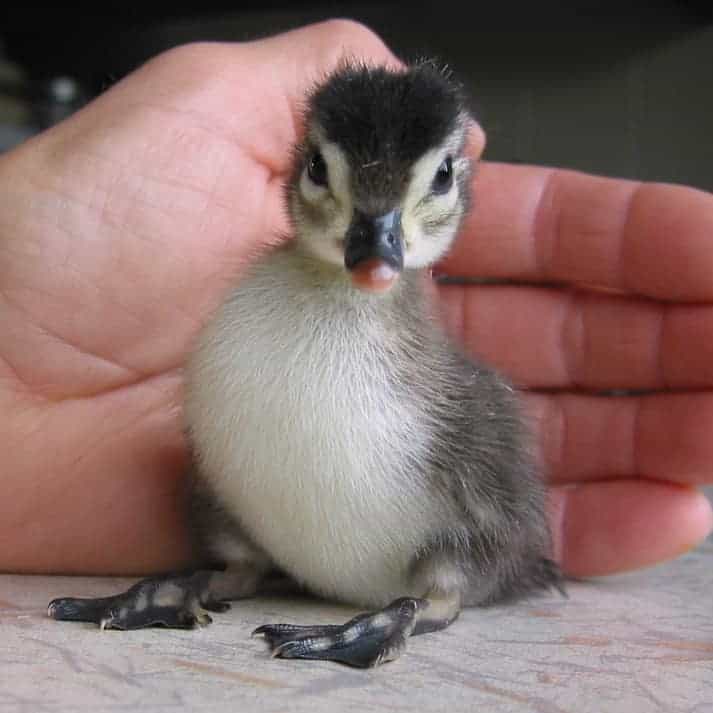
(344, 209, 403, 292)
(344, 209, 403, 271)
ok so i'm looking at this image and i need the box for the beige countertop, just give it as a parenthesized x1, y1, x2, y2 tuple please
(1, 538, 712, 713)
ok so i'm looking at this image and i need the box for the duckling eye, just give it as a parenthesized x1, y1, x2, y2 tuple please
(431, 156, 453, 194)
(307, 151, 328, 187)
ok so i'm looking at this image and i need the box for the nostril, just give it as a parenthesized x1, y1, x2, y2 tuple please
(386, 232, 396, 247)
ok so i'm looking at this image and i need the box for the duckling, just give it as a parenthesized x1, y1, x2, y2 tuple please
(49, 61, 563, 668)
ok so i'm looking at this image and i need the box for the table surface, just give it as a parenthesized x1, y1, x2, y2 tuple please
(1, 539, 712, 713)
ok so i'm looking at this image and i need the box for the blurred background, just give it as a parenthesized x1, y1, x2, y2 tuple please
(0, 1, 711, 190)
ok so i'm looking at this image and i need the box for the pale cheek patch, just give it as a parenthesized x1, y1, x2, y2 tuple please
(299, 171, 328, 204)
(402, 144, 467, 269)
(295, 133, 354, 267)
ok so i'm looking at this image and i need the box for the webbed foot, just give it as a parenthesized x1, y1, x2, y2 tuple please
(253, 597, 427, 668)
(48, 571, 229, 630)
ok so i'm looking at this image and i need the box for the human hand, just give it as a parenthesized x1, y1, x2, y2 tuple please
(437, 163, 713, 576)
(0, 20, 709, 577)
(0, 20, 398, 574)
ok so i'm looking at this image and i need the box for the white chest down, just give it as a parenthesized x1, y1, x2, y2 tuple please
(186, 264, 443, 608)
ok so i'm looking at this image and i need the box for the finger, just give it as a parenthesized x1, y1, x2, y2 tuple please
(523, 392, 713, 486)
(439, 162, 713, 301)
(550, 480, 712, 577)
(438, 283, 713, 390)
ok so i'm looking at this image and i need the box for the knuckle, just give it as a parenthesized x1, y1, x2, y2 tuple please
(146, 41, 230, 76)
(317, 18, 381, 44)
(309, 18, 396, 67)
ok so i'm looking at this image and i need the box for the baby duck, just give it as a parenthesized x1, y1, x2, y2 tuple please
(49, 61, 563, 668)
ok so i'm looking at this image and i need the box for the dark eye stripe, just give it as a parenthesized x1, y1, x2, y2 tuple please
(431, 156, 453, 195)
(307, 151, 328, 187)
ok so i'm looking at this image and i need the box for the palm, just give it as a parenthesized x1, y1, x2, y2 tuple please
(0, 21, 710, 576)
(0, 30, 355, 573)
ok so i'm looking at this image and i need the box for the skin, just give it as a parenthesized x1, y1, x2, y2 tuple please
(0, 20, 711, 579)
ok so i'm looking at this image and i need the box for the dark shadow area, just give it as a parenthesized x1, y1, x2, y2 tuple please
(1, 1, 712, 187)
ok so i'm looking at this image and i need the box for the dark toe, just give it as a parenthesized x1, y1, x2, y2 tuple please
(100, 606, 207, 630)
(252, 623, 341, 648)
(48, 596, 116, 624)
(48, 572, 220, 631)
(254, 597, 424, 668)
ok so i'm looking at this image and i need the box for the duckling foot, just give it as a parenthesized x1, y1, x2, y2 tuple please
(252, 597, 427, 668)
(48, 571, 229, 630)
